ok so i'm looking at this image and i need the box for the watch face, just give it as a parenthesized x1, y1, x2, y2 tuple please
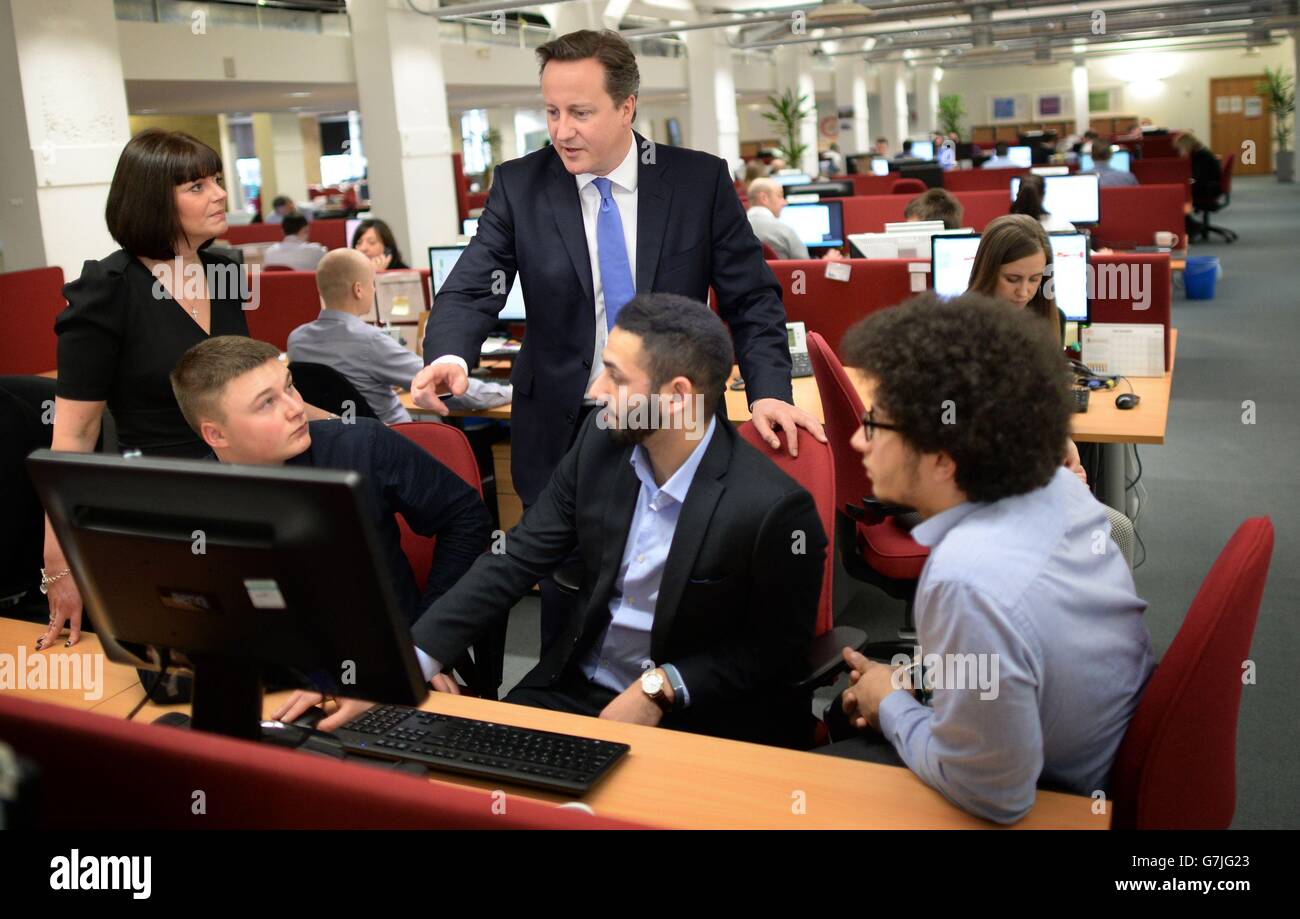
(641, 671, 664, 694)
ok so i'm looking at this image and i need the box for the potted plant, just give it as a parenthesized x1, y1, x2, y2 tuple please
(938, 94, 966, 140)
(762, 89, 812, 171)
(1257, 67, 1295, 183)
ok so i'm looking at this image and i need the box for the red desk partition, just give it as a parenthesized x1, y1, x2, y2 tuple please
(0, 266, 65, 375)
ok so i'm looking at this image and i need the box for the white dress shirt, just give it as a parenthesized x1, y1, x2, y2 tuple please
(264, 235, 327, 271)
(432, 132, 640, 397)
(746, 205, 809, 260)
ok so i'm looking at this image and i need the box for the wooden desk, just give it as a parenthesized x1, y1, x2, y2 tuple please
(0, 617, 143, 712)
(61, 654, 1105, 830)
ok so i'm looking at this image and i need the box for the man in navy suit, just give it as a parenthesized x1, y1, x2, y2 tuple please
(413, 29, 822, 651)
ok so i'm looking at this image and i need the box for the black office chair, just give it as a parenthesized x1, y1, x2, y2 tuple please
(287, 362, 378, 420)
(1190, 152, 1239, 243)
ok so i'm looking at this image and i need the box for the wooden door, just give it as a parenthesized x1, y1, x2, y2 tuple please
(1210, 75, 1272, 175)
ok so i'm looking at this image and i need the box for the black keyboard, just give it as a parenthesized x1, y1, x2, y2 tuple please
(334, 705, 630, 795)
(1072, 388, 1090, 413)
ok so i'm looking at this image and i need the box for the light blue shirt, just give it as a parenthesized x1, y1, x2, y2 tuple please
(981, 155, 1017, 169)
(1084, 165, 1140, 187)
(578, 416, 718, 703)
(288, 309, 510, 424)
(877, 467, 1156, 824)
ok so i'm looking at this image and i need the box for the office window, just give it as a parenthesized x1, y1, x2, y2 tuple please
(461, 109, 491, 176)
(516, 110, 549, 156)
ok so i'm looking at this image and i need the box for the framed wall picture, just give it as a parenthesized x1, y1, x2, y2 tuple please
(1036, 93, 1067, 117)
(992, 96, 1019, 121)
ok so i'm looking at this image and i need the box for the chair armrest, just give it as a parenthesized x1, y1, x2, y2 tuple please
(795, 626, 868, 691)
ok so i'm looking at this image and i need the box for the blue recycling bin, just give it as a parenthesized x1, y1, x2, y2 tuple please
(1185, 255, 1219, 300)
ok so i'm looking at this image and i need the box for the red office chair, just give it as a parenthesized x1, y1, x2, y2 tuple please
(262, 264, 294, 271)
(1109, 518, 1273, 829)
(761, 241, 779, 260)
(806, 331, 930, 661)
(388, 422, 503, 698)
(891, 178, 927, 195)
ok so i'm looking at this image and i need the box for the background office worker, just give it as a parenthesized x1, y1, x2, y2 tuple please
(412, 28, 822, 645)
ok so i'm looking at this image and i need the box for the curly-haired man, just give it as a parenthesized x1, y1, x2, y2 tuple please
(820, 292, 1156, 825)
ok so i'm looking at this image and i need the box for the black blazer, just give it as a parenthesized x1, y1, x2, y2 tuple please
(425, 132, 794, 504)
(411, 413, 827, 748)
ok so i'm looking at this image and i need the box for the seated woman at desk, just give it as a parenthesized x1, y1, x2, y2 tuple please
(1009, 173, 1076, 234)
(352, 218, 410, 271)
(965, 215, 1086, 484)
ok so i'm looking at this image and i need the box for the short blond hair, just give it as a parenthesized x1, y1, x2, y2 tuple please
(315, 247, 373, 308)
(170, 336, 282, 432)
(747, 177, 780, 203)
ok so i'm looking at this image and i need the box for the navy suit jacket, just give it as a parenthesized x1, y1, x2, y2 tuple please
(425, 132, 793, 504)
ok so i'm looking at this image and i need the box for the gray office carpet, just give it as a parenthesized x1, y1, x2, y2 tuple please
(499, 175, 1299, 829)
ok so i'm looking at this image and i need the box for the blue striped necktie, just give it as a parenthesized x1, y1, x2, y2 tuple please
(592, 176, 635, 330)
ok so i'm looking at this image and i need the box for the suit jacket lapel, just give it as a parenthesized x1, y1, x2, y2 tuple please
(545, 150, 594, 309)
(582, 453, 640, 633)
(650, 421, 733, 658)
(634, 130, 670, 294)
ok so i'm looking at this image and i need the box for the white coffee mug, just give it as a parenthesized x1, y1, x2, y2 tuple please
(1155, 230, 1180, 248)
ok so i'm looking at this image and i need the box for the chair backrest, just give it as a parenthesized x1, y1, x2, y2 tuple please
(0, 266, 65, 375)
(1109, 518, 1274, 829)
(942, 166, 1029, 193)
(891, 178, 927, 195)
(0, 694, 641, 829)
(307, 217, 348, 250)
(389, 421, 484, 587)
(1219, 152, 1235, 195)
(221, 223, 284, 246)
(1088, 252, 1173, 369)
(1092, 184, 1186, 250)
(737, 422, 835, 637)
(262, 264, 294, 272)
(1130, 156, 1192, 201)
(761, 241, 779, 260)
(765, 258, 919, 352)
(246, 270, 322, 350)
(805, 330, 876, 516)
(287, 361, 378, 420)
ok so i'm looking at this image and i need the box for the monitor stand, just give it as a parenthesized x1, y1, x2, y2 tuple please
(187, 655, 264, 741)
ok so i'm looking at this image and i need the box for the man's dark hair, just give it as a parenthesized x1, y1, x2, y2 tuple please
(105, 129, 224, 259)
(613, 293, 734, 419)
(536, 29, 640, 110)
(840, 292, 1071, 503)
(904, 188, 964, 229)
(282, 213, 309, 237)
(901, 139, 914, 153)
(994, 141, 1010, 157)
(271, 195, 293, 210)
(1091, 144, 1114, 163)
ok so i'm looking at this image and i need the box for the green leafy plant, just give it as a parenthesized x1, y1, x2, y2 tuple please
(1257, 66, 1295, 153)
(762, 88, 813, 166)
(938, 94, 966, 139)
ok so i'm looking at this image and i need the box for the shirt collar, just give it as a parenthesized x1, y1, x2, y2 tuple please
(628, 415, 718, 509)
(576, 132, 639, 194)
(318, 308, 364, 325)
(909, 498, 982, 549)
(748, 205, 775, 220)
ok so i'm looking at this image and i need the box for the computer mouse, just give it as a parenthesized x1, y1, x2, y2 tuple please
(259, 720, 346, 759)
(1115, 393, 1141, 410)
(293, 707, 325, 730)
(152, 711, 192, 729)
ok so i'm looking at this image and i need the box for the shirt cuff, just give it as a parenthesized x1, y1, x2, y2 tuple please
(877, 686, 924, 739)
(430, 354, 469, 374)
(414, 646, 443, 682)
(660, 663, 691, 709)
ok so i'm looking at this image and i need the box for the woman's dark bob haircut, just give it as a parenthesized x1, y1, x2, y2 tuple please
(105, 129, 224, 259)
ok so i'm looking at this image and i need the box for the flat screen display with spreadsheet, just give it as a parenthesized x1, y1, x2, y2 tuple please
(778, 201, 844, 248)
(1010, 173, 1101, 225)
(1080, 150, 1131, 172)
(428, 245, 526, 321)
(932, 232, 1089, 323)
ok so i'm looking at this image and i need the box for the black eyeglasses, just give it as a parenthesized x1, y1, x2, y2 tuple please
(860, 408, 904, 442)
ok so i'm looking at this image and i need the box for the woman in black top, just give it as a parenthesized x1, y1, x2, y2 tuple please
(352, 218, 410, 270)
(1176, 132, 1223, 240)
(40, 129, 249, 649)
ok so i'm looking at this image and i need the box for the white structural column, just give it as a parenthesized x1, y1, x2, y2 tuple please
(347, 0, 460, 257)
(216, 114, 243, 212)
(540, 1, 598, 34)
(833, 55, 870, 155)
(913, 65, 941, 135)
(1072, 59, 1091, 135)
(685, 29, 740, 168)
(0, 0, 129, 274)
(1292, 30, 1299, 165)
(877, 61, 910, 150)
(774, 45, 819, 176)
(253, 112, 310, 208)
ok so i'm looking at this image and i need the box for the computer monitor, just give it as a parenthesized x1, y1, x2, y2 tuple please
(1010, 173, 1101, 225)
(462, 217, 479, 237)
(871, 157, 891, 177)
(785, 180, 854, 198)
(375, 270, 425, 323)
(897, 163, 944, 189)
(428, 245, 526, 321)
(1031, 166, 1070, 177)
(773, 172, 813, 187)
(345, 218, 362, 248)
(930, 234, 983, 297)
(850, 224, 972, 259)
(1007, 145, 1033, 168)
(909, 139, 935, 160)
(845, 153, 873, 175)
(26, 450, 428, 740)
(778, 200, 845, 248)
(1043, 232, 1090, 323)
(1079, 149, 1131, 172)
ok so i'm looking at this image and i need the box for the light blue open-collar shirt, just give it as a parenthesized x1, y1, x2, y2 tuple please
(578, 416, 718, 703)
(877, 467, 1156, 824)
